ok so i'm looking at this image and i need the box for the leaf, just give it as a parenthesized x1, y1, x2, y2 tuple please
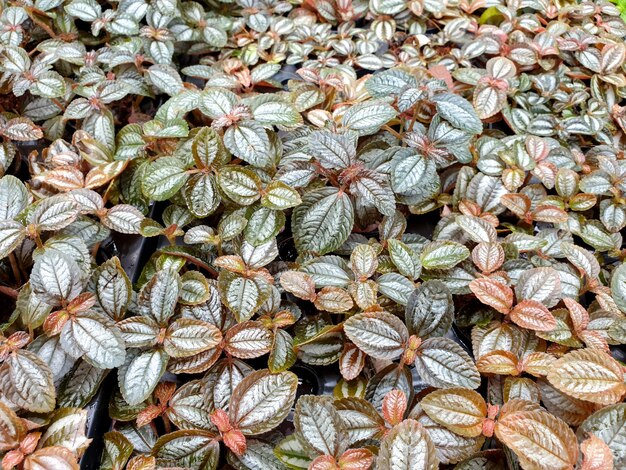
(580, 434, 614, 470)
(0, 175, 30, 221)
(390, 149, 439, 199)
(414, 337, 480, 389)
(164, 318, 222, 358)
(577, 404, 626, 468)
(468, 278, 513, 314)
(495, 404, 578, 470)
(118, 349, 168, 406)
(29, 194, 79, 231)
(0, 350, 56, 413)
(137, 269, 181, 325)
(224, 321, 273, 358)
(343, 311, 409, 360)
(342, 100, 397, 135)
(217, 165, 262, 206)
(294, 395, 347, 457)
(0, 221, 25, 259)
(292, 187, 354, 256)
(251, 98, 301, 127)
(0, 402, 26, 451)
(432, 93, 482, 134)
(219, 271, 269, 323)
(268, 329, 296, 373)
(509, 300, 557, 332)
(611, 263, 626, 314)
(229, 369, 298, 435)
(100, 205, 142, 235)
(153, 429, 219, 468)
(31, 250, 83, 306)
(421, 388, 487, 438)
(1, 117, 43, 141)
(547, 349, 626, 405)
(94, 257, 131, 320)
(420, 241, 470, 270)
(61, 311, 126, 369)
(405, 280, 453, 339)
(224, 121, 272, 168)
(39, 408, 90, 453)
(515, 267, 561, 308)
(261, 181, 301, 210)
(142, 157, 188, 201)
(456, 215, 497, 243)
(309, 130, 355, 169)
(147, 64, 183, 96)
(377, 419, 439, 470)
(388, 239, 422, 280)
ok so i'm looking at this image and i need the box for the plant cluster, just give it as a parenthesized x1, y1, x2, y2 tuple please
(1, 0, 626, 469)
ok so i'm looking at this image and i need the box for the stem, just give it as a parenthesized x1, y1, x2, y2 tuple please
(0, 285, 18, 299)
(8, 253, 21, 285)
(24, 6, 57, 38)
(382, 125, 403, 140)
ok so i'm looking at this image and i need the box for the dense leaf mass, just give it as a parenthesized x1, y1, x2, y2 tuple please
(0, 0, 626, 469)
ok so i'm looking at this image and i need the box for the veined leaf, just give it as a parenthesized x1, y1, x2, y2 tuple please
(343, 311, 408, 360)
(377, 419, 439, 470)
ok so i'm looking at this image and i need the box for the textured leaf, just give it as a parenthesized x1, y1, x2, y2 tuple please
(0, 350, 56, 412)
(344, 311, 408, 360)
(415, 337, 480, 389)
(547, 349, 626, 405)
(469, 278, 513, 314)
(406, 280, 453, 339)
(495, 404, 578, 470)
(294, 395, 347, 457)
(61, 311, 126, 368)
(229, 369, 298, 434)
(432, 93, 482, 134)
(421, 388, 486, 438)
(377, 419, 439, 470)
(292, 187, 354, 256)
(421, 241, 470, 270)
(31, 250, 83, 306)
(118, 349, 168, 406)
(342, 100, 397, 135)
(164, 318, 222, 358)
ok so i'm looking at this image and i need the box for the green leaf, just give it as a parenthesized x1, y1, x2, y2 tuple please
(164, 318, 222, 358)
(268, 329, 297, 373)
(217, 165, 262, 206)
(387, 239, 422, 280)
(58, 361, 107, 408)
(0, 175, 30, 220)
(118, 348, 168, 406)
(611, 263, 626, 314)
(414, 337, 480, 389)
(261, 181, 301, 210)
(224, 121, 272, 168)
(274, 435, 312, 469)
(390, 149, 440, 200)
(432, 93, 483, 134)
(94, 257, 131, 320)
(39, 408, 89, 452)
(229, 369, 298, 434)
(251, 98, 301, 127)
(142, 157, 189, 201)
(0, 350, 56, 413)
(292, 187, 354, 255)
(100, 431, 133, 470)
(147, 64, 184, 96)
(406, 280, 453, 339)
(0, 221, 25, 259)
(344, 311, 408, 360)
(31, 250, 83, 306)
(29, 194, 79, 231)
(342, 100, 397, 135)
(153, 429, 219, 468)
(61, 311, 126, 369)
(420, 241, 470, 270)
(137, 269, 181, 325)
(308, 130, 355, 169)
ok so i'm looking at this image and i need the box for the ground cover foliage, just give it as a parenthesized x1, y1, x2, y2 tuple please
(1, 0, 626, 468)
